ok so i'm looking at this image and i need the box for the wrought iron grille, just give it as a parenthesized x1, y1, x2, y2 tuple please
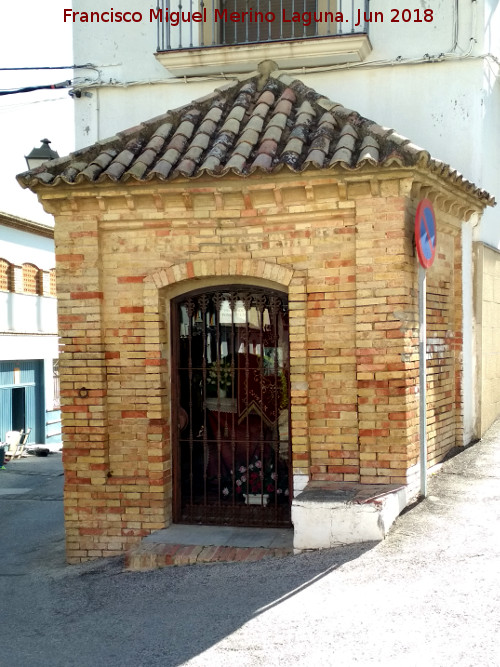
(156, 0, 370, 52)
(173, 287, 291, 527)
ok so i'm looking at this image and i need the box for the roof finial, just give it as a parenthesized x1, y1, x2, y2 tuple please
(257, 60, 278, 90)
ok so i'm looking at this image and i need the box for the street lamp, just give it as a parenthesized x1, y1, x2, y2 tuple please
(25, 138, 59, 170)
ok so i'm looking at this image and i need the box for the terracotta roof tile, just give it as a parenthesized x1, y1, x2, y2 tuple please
(239, 127, 261, 146)
(61, 163, 88, 182)
(268, 111, 288, 129)
(232, 141, 253, 159)
(304, 149, 327, 168)
(17, 72, 494, 207)
(258, 90, 275, 106)
(175, 158, 197, 177)
(257, 138, 278, 156)
(357, 136, 380, 165)
(253, 102, 272, 119)
(226, 153, 246, 171)
(274, 99, 294, 116)
(251, 153, 273, 171)
(261, 126, 284, 143)
(150, 160, 174, 179)
(283, 137, 304, 155)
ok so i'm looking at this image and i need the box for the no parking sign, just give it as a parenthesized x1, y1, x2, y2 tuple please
(415, 198, 437, 500)
(415, 198, 437, 269)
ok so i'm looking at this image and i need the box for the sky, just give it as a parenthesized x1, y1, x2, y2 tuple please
(0, 2, 74, 224)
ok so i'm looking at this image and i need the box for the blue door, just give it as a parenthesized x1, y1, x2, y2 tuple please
(0, 361, 44, 443)
(0, 388, 13, 441)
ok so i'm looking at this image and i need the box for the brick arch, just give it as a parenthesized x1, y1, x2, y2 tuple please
(145, 258, 294, 291)
(141, 258, 306, 507)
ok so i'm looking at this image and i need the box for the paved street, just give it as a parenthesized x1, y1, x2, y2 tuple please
(1, 425, 499, 667)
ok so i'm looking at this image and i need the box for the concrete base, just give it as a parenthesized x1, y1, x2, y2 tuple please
(292, 482, 408, 551)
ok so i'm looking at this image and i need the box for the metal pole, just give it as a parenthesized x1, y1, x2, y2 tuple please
(418, 265, 427, 498)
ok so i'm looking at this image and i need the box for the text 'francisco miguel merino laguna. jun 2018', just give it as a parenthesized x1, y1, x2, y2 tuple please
(63, 7, 435, 25)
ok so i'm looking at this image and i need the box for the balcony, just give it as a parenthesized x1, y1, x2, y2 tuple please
(155, 0, 372, 76)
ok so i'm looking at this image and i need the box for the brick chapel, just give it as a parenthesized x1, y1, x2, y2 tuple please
(18, 70, 493, 562)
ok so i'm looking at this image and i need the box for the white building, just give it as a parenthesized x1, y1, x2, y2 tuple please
(0, 212, 61, 445)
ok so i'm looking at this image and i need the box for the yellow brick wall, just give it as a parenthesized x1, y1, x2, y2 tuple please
(476, 243, 500, 434)
(47, 170, 466, 561)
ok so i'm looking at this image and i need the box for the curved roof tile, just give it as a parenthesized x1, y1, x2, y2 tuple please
(17, 73, 494, 206)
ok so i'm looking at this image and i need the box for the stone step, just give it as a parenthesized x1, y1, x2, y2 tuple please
(125, 524, 294, 570)
(125, 542, 292, 570)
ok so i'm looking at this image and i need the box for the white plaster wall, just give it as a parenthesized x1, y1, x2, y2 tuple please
(477, 56, 500, 248)
(0, 224, 59, 423)
(72, 0, 499, 246)
(0, 224, 55, 270)
(462, 221, 476, 444)
(1, 334, 59, 361)
(74, 0, 485, 141)
(484, 0, 500, 58)
(0, 293, 58, 335)
(476, 243, 500, 434)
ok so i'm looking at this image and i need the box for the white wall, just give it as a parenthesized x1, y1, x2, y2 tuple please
(0, 224, 55, 270)
(72, 0, 499, 247)
(0, 221, 59, 422)
(475, 243, 500, 434)
(0, 0, 74, 224)
(0, 292, 58, 335)
(462, 221, 476, 443)
(1, 334, 58, 361)
(74, 0, 477, 143)
(484, 0, 500, 58)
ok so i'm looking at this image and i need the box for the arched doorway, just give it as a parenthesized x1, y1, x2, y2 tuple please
(172, 286, 291, 527)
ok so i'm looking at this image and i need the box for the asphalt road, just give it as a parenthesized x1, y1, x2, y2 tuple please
(0, 427, 499, 667)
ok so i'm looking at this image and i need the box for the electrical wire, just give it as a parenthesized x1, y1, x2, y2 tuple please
(68, 49, 493, 92)
(0, 81, 72, 97)
(0, 65, 94, 71)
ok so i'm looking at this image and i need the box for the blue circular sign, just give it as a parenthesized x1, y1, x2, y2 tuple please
(415, 199, 437, 269)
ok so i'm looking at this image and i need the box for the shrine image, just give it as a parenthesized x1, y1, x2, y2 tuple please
(18, 70, 494, 562)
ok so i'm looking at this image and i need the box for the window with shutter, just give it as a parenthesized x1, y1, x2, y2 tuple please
(220, 0, 318, 45)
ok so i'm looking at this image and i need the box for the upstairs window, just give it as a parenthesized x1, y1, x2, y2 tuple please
(49, 268, 57, 297)
(157, 0, 365, 51)
(0, 259, 13, 291)
(22, 263, 42, 295)
(155, 0, 372, 76)
(220, 0, 317, 44)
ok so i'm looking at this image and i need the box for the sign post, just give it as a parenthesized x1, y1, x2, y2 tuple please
(415, 199, 437, 498)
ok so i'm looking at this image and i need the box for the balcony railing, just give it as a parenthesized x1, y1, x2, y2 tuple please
(156, 0, 370, 52)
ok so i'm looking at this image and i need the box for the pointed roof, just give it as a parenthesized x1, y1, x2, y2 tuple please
(17, 72, 494, 206)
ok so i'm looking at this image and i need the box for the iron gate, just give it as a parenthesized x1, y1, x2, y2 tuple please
(172, 286, 291, 527)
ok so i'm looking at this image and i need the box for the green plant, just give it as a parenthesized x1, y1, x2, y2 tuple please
(207, 358, 232, 391)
